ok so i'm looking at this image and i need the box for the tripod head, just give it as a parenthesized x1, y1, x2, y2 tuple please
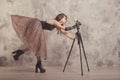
(74, 20, 82, 44)
(74, 20, 81, 30)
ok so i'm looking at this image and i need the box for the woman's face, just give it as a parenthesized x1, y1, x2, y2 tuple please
(59, 16, 67, 25)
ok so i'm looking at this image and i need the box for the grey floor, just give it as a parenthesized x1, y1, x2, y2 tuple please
(0, 66, 120, 80)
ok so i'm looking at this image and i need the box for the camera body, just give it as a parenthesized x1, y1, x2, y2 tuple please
(75, 20, 81, 29)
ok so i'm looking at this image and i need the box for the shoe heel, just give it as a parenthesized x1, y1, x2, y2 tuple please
(35, 65, 38, 73)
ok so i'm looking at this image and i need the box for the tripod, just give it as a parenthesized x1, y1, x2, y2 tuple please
(63, 21, 90, 76)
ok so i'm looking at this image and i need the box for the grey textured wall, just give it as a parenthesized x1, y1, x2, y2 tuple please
(0, 0, 120, 68)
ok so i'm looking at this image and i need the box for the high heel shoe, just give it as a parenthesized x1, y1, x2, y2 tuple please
(35, 60, 46, 73)
(12, 49, 24, 61)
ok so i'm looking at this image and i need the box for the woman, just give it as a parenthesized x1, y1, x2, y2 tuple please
(11, 13, 76, 73)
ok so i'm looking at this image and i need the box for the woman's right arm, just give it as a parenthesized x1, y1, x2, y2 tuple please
(60, 29, 76, 40)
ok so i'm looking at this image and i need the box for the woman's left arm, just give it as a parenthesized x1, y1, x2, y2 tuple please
(60, 29, 76, 40)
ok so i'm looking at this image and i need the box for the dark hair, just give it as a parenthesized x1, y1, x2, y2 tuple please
(55, 13, 67, 21)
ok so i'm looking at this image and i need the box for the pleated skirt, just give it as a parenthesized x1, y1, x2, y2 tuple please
(11, 15, 47, 60)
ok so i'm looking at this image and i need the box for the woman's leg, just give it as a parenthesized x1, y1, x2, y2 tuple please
(35, 56, 46, 73)
(12, 48, 29, 61)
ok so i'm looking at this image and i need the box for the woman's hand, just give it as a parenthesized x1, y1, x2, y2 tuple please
(70, 36, 75, 40)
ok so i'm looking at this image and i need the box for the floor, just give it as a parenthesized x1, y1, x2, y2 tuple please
(0, 66, 120, 80)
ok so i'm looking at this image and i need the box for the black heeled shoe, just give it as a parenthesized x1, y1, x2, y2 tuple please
(12, 49, 24, 61)
(35, 60, 46, 73)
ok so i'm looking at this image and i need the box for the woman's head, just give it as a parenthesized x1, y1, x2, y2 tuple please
(55, 13, 67, 25)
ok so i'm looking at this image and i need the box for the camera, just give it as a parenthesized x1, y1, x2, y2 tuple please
(75, 20, 81, 29)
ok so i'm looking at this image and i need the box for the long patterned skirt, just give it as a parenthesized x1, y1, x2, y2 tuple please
(11, 15, 47, 60)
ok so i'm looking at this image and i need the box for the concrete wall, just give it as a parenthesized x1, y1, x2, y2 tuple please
(0, 0, 120, 68)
